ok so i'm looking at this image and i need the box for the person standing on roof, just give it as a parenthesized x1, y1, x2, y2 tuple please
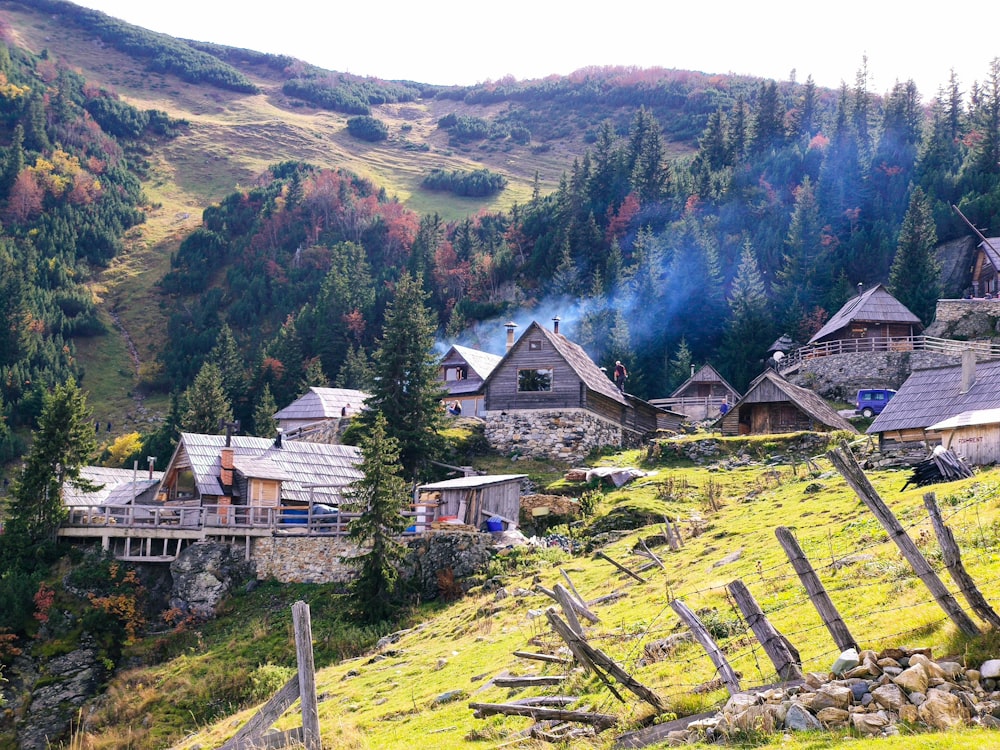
(613, 360, 628, 392)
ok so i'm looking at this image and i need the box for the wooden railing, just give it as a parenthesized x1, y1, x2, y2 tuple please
(61, 503, 425, 538)
(779, 335, 1000, 374)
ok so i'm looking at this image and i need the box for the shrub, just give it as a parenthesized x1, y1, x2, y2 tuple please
(346, 115, 389, 142)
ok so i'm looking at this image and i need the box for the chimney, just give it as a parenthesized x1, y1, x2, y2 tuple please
(274, 428, 283, 448)
(504, 321, 518, 352)
(552, 316, 561, 335)
(690, 363, 696, 377)
(220, 447, 234, 488)
(960, 349, 977, 394)
(147, 456, 156, 480)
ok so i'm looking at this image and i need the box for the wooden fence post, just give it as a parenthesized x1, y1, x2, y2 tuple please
(727, 580, 803, 682)
(669, 599, 741, 695)
(923, 492, 1000, 629)
(775, 526, 859, 653)
(292, 601, 322, 750)
(827, 443, 980, 637)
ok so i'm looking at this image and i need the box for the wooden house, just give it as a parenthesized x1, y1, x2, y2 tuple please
(927, 408, 1000, 465)
(652, 363, 741, 420)
(867, 352, 1000, 447)
(62, 466, 164, 510)
(157, 433, 362, 523)
(971, 237, 1000, 297)
(439, 344, 502, 417)
(272, 387, 369, 438)
(483, 320, 677, 436)
(807, 284, 923, 348)
(718, 370, 857, 436)
(416, 474, 526, 530)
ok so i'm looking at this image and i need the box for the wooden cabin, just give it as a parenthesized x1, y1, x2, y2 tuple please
(416, 474, 526, 531)
(718, 370, 857, 436)
(807, 284, 922, 348)
(439, 344, 501, 417)
(928, 408, 1000, 465)
(483, 319, 672, 435)
(652, 363, 741, 420)
(971, 237, 1000, 297)
(273, 387, 369, 437)
(868, 352, 1000, 448)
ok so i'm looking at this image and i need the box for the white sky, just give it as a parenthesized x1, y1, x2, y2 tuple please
(72, 1, 997, 100)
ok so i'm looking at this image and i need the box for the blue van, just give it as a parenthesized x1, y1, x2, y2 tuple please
(855, 389, 896, 418)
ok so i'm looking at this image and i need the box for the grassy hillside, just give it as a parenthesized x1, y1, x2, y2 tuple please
(63, 433, 1000, 750)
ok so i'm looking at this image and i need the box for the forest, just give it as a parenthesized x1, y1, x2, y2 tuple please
(0, 0, 998, 476)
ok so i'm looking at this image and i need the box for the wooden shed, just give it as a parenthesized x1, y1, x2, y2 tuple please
(928, 408, 1000, 465)
(417, 474, 526, 530)
(972, 237, 1000, 297)
(806, 283, 922, 347)
(652, 363, 740, 420)
(717, 370, 857, 436)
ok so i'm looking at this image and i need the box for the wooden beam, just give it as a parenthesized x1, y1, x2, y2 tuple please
(469, 702, 618, 730)
(219, 678, 300, 749)
(669, 599, 741, 695)
(827, 443, 979, 637)
(727, 580, 802, 682)
(595, 551, 646, 583)
(493, 675, 568, 688)
(512, 651, 572, 665)
(292, 601, 321, 750)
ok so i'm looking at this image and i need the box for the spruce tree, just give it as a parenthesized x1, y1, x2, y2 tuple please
(4, 379, 97, 546)
(181, 362, 233, 434)
(251, 383, 278, 437)
(344, 412, 409, 623)
(720, 241, 775, 390)
(365, 273, 445, 479)
(889, 187, 941, 325)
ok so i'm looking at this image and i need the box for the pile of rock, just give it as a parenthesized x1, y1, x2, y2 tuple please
(674, 647, 1000, 743)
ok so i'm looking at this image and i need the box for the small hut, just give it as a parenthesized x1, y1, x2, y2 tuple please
(416, 474, 526, 530)
(927, 408, 1000, 465)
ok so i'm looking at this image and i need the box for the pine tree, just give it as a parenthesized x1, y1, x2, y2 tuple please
(335, 345, 374, 391)
(4, 379, 97, 546)
(720, 241, 775, 390)
(182, 362, 233, 434)
(777, 176, 829, 321)
(365, 273, 445, 479)
(666, 338, 693, 392)
(889, 187, 940, 325)
(251, 383, 278, 437)
(344, 412, 409, 623)
(750, 80, 785, 154)
(210, 324, 246, 412)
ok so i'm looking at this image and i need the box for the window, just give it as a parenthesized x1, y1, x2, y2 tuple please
(174, 469, 195, 498)
(528, 340, 542, 351)
(518, 368, 553, 391)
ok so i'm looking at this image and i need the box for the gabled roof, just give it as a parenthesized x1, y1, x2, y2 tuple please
(445, 345, 502, 380)
(978, 238, 1000, 269)
(272, 387, 369, 421)
(867, 360, 1000, 435)
(737, 370, 858, 432)
(62, 466, 164, 507)
(512, 321, 627, 404)
(808, 284, 922, 344)
(929, 407, 1000, 431)
(669, 363, 741, 399)
(174, 433, 362, 505)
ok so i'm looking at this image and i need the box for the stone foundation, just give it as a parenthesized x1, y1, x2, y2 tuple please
(926, 299, 1000, 337)
(791, 351, 962, 401)
(483, 408, 642, 463)
(252, 536, 364, 586)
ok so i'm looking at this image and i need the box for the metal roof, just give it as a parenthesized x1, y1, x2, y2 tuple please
(62, 466, 164, 507)
(445, 345, 502, 380)
(808, 284, 922, 344)
(177, 433, 362, 504)
(419, 474, 527, 490)
(928, 408, 1000, 431)
(869, 360, 1000, 434)
(272, 387, 369, 421)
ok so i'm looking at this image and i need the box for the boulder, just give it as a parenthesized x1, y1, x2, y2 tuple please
(894, 664, 929, 695)
(918, 688, 968, 730)
(980, 659, 1000, 679)
(784, 702, 822, 731)
(872, 683, 905, 712)
(807, 684, 852, 711)
(170, 541, 255, 620)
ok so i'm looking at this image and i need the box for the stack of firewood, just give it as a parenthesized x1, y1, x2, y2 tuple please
(903, 449, 974, 489)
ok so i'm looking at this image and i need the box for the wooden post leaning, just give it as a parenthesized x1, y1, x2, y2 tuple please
(827, 443, 979, 637)
(669, 599, 741, 695)
(727, 579, 803, 682)
(775, 526, 859, 653)
(923, 491, 1000, 629)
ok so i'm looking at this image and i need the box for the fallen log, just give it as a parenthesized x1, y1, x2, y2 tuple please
(493, 675, 567, 688)
(469, 702, 618, 730)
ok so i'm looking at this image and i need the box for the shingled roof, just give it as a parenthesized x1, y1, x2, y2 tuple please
(272, 387, 369, 422)
(867, 359, 1000, 435)
(737, 370, 858, 432)
(979, 238, 1000, 270)
(669, 363, 741, 400)
(62, 466, 164, 507)
(174, 433, 362, 505)
(808, 284, 922, 344)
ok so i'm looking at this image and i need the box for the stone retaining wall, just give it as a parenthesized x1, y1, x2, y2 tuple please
(252, 536, 364, 586)
(928, 299, 1000, 332)
(483, 408, 642, 463)
(792, 351, 961, 401)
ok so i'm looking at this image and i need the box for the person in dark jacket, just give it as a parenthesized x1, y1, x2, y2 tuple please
(613, 360, 628, 392)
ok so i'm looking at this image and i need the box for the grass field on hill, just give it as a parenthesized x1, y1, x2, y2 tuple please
(65, 433, 1000, 750)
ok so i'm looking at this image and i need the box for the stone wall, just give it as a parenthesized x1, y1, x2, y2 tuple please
(252, 536, 364, 586)
(925, 299, 1000, 339)
(791, 351, 962, 401)
(483, 408, 642, 463)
